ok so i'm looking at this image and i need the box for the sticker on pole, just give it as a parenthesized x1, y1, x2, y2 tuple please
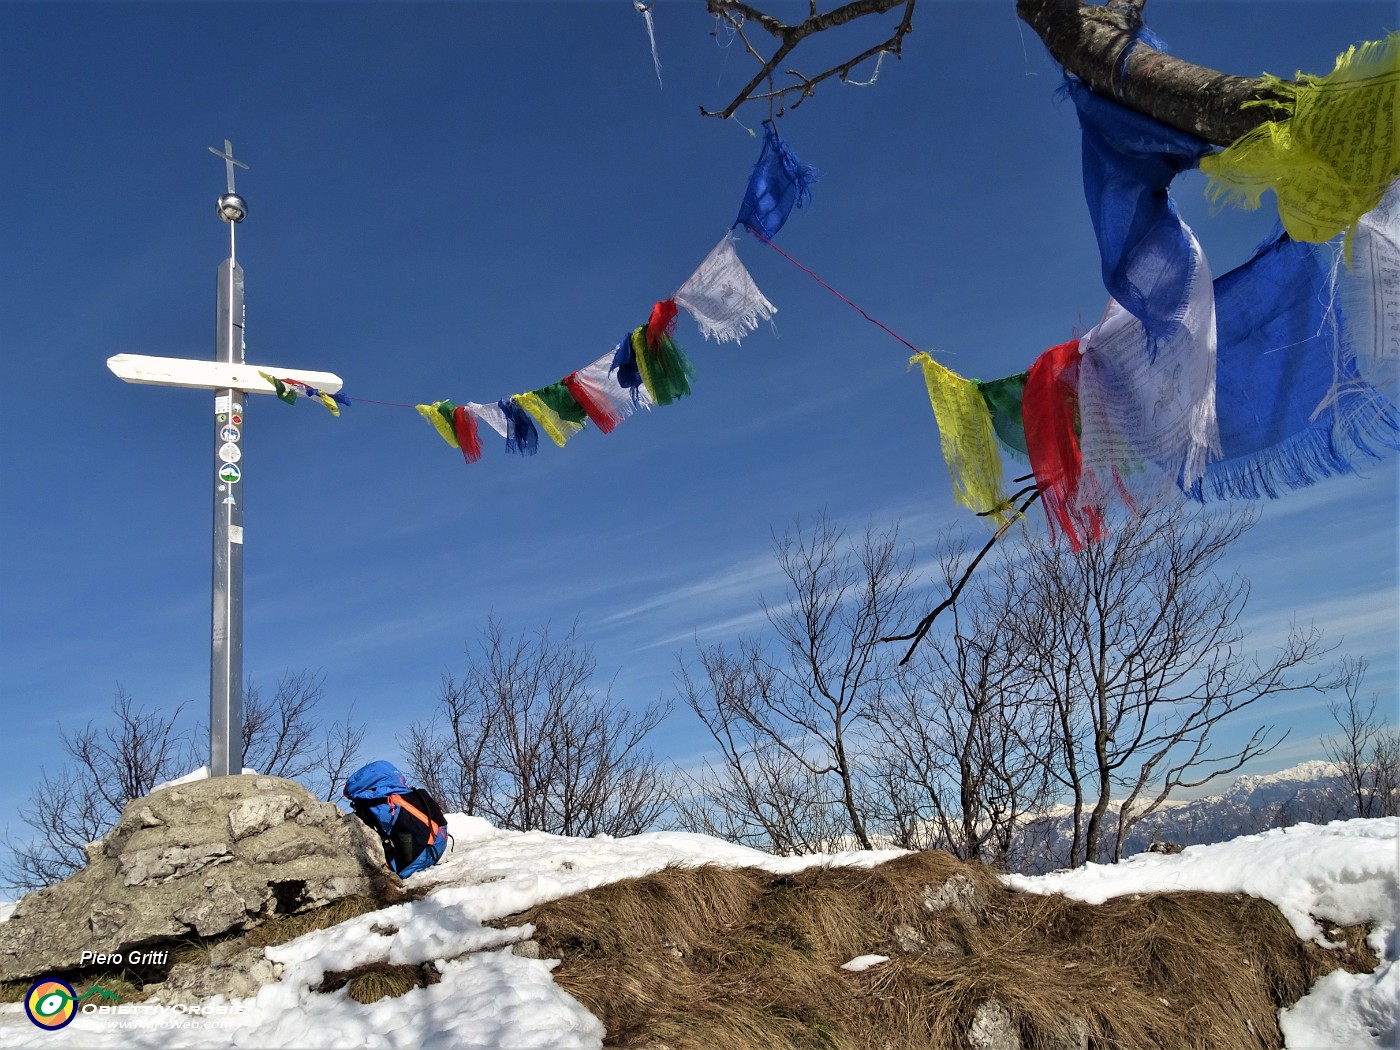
(221, 425, 240, 442)
(218, 463, 241, 484)
(218, 442, 242, 464)
(215, 394, 232, 414)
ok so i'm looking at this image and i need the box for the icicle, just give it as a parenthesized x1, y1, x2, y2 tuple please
(634, 1, 663, 88)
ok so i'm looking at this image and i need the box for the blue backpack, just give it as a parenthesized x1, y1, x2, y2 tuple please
(344, 761, 449, 878)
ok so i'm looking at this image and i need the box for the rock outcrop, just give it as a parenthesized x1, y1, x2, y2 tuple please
(0, 774, 387, 981)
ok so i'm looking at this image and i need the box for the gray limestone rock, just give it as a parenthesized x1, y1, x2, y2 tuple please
(0, 774, 388, 982)
(968, 998, 1022, 1050)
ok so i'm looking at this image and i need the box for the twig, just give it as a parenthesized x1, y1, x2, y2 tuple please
(701, 0, 915, 119)
(880, 483, 1041, 665)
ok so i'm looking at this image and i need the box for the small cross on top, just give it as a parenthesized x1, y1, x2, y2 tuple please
(208, 139, 249, 194)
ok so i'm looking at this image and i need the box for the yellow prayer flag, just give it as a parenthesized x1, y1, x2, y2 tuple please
(513, 392, 584, 449)
(1200, 33, 1400, 250)
(911, 352, 1012, 525)
(415, 403, 458, 448)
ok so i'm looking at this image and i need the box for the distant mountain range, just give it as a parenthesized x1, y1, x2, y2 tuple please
(1020, 761, 1360, 871)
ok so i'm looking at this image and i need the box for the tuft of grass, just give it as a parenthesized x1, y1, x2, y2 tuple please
(508, 852, 1378, 1050)
(316, 961, 441, 1004)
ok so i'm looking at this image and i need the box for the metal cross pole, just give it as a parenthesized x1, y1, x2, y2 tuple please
(209, 138, 249, 777)
(107, 140, 343, 777)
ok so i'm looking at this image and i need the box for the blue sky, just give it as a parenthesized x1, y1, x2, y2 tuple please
(1, 1, 1396, 816)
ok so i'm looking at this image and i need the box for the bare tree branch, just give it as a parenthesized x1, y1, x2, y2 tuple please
(702, 0, 915, 119)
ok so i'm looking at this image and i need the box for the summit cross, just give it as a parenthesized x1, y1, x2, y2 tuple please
(107, 141, 342, 777)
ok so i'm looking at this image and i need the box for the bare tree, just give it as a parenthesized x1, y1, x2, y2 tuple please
(1002, 503, 1340, 865)
(871, 539, 1055, 867)
(402, 620, 671, 838)
(5, 675, 366, 890)
(241, 670, 322, 781)
(3, 687, 189, 889)
(671, 643, 861, 854)
(676, 517, 914, 851)
(700, 0, 1303, 147)
(316, 703, 368, 802)
(1323, 657, 1400, 819)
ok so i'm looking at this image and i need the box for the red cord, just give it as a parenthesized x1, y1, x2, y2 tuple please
(746, 228, 924, 355)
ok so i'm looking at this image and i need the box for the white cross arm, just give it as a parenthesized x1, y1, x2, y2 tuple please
(107, 354, 344, 394)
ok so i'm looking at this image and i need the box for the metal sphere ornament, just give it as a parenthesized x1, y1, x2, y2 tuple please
(217, 192, 247, 223)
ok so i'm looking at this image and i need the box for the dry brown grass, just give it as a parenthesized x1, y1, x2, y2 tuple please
(316, 960, 442, 1004)
(507, 852, 1377, 1050)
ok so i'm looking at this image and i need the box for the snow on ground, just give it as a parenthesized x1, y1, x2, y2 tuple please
(0, 816, 1394, 1049)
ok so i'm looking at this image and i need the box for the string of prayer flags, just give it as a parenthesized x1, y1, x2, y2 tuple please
(1190, 232, 1400, 501)
(1199, 32, 1400, 252)
(1023, 339, 1105, 550)
(735, 120, 820, 239)
(910, 352, 1014, 525)
(1068, 79, 1212, 349)
(258, 371, 347, 416)
(673, 233, 778, 343)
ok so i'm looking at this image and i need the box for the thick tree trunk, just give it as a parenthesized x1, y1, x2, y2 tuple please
(1017, 0, 1287, 146)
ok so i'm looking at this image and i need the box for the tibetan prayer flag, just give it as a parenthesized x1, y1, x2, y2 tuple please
(1068, 79, 1211, 349)
(1338, 181, 1400, 398)
(647, 299, 679, 348)
(910, 352, 1012, 524)
(515, 384, 587, 449)
(452, 405, 482, 464)
(259, 370, 298, 406)
(467, 401, 510, 439)
(566, 347, 652, 433)
(499, 398, 539, 456)
(674, 232, 777, 343)
(1077, 224, 1220, 501)
(1200, 33, 1400, 250)
(734, 121, 819, 239)
(611, 333, 645, 405)
(976, 373, 1030, 459)
(631, 325, 694, 406)
(1192, 233, 1400, 501)
(1023, 340, 1104, 550)
(416, 401, 459, 448)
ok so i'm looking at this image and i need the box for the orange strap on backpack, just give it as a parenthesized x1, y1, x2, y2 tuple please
(388, 793, 443, 841)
